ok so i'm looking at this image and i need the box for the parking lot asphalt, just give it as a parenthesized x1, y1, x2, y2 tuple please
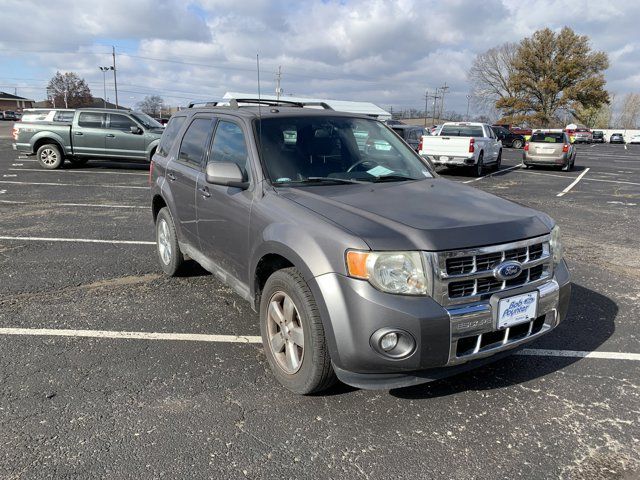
(0, 134, 639, 479)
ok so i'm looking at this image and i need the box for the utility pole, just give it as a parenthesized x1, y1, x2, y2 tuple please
(424, 90, 429, 126)
(466, 94, 471, 121)
(275, 65, 282, 101)
(439, 83, 449, 120)
(426, 89, 441, 125)
(112, 46, 119, 109)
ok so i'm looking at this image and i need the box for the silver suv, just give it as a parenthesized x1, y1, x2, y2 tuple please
(150, 100, 571, 394)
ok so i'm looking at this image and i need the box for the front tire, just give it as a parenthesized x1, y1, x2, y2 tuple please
(512, 139, 523, 149)
(36, 144, 64, 169)
(260, 267, 336, 394)
(155, 207, 184, 276)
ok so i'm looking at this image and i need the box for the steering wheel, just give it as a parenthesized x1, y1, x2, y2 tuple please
(347, 159, 378, 173)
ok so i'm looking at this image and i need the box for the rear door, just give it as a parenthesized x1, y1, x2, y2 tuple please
(167, 115, 216, 248)
(73, 112, 107, 157)
(196, 118, 253, 285)
(105, 113, 146, 159)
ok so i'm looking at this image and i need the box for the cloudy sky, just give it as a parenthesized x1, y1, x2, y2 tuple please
(0, 0, 638, 114)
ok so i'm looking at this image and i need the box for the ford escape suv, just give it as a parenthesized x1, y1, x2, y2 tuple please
(150, 100, 571, 394)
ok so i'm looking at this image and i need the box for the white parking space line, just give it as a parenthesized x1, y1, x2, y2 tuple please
(517, 349, 640, 361)
(0, 327, 638, 361)
(9, 168, 148, 176)
(0, 236, 154, 245)
(0, 199, 147, 209)
(0, 328, 262, 344)
(2, 174, 17, 177)
(462, 163, 523, 184)
(518, 169, 640, 187)
(0, 180, 148, 189)
(557, 168, 590, 197)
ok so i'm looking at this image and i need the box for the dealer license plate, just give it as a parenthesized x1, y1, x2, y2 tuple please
(497, 291, 538, 329)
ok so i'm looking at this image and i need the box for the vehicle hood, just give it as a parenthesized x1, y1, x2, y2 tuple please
(279, 178, 552, 251)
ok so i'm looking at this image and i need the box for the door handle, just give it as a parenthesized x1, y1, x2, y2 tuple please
(167, 172, 177, 181)
(106, 134, 115, 138)
(74, 132, 83, 136)
(199, 186, 211, 198)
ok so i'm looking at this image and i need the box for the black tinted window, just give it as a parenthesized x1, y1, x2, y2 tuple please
(178, 118, 213, 167)
(109, 114, 137, 131)
(530, 132, 565, 143)
(210, 121, 249, 177)
(78, 112, 105, 128)
(157, 116, 186, 156)
(440, 125, 484, 137)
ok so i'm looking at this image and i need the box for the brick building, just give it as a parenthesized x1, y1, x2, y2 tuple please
(0, 91, 34, 111)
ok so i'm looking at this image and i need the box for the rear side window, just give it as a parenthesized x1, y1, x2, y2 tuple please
(157, 116, 186, 156)
(178, 118, 213, 167)
(439, 125, 484, 137)
(78, 112, 106, 128)
(209, 121, 249, 178)
(54, 111, 74, 123)
(530, 133, 564, 143)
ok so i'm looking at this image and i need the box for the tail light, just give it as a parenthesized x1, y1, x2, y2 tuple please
(418, 137, 423, 152)
(524, 142, 529, 152)
(469, 138, 475, 153)
(12, 127, 18, 141)
(148, 160, 154, 186)
(562, 144, 569, 153)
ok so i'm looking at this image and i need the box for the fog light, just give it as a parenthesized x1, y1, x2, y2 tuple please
(380, 332, 399, 351)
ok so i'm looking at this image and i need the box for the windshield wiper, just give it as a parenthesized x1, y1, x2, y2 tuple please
(370, 175, 417, 183)
(303, 177, 367, 185)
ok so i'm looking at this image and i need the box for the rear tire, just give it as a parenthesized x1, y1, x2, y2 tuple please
(494, 150, 502, 171)
(155, 207, 184, 276)
(474, 152, 485, 177)
(36, 144, 64, 169)
(512, 139, 523, 149)
(260, 267, 336, 395)
(562, 158, 573, 171)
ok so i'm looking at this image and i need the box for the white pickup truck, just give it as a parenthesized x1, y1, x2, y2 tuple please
(419, 122, 502, 176)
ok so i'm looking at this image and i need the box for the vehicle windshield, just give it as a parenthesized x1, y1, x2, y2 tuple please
(530, 132, 564, 143)
(439, 125, 484, 137)
(131, 112, 163, 129)
(256, 116, 434, 185)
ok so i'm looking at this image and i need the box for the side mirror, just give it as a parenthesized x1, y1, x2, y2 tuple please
(130, 126, 142, 134)
(205, 162, 249, 189)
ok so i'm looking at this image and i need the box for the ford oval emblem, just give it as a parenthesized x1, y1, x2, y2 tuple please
(494, 261, 523, 281)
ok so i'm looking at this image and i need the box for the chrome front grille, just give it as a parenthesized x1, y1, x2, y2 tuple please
(432, 235, 552, 306)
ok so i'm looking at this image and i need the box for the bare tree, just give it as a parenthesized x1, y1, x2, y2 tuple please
(136, 95, 165, 117)
(46, 71, 93, 108)
(614, 93, 640, 128)
(467, 42, 520, 115)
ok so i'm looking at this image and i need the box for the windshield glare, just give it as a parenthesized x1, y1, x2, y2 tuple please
(131, 112, 163, 129)
(257, 117, 433, 185)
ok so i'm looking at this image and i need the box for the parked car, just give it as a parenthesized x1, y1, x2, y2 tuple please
(12, 108, 164, 169)
(150, 101, 570, 394)
(573, 128, 592, 144)
(0, 112, 4, 120)
(523, 131, 576, 171)
(609, 133, 625, 144)
(629, 134, 640, 144)
(419, 122, 502, 176)
(384, 119, 404, 126)
(2, 110, 17, 121)
(491, 125, 525, 149)
(391, 125, 429, 151)
(591, 131, 604, 143)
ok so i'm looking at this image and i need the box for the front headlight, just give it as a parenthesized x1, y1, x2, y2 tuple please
(550, 225, 563, 265)
(346, 250, 429, 295)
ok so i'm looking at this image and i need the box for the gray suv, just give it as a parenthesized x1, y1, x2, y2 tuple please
(150, 101, 571, 394)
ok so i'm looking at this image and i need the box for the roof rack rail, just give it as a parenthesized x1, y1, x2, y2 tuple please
(187, 101, 220, 108)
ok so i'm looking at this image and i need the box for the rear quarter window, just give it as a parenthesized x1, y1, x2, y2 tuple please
(440, 125, 484, 137)
(157, 116, 186, 156)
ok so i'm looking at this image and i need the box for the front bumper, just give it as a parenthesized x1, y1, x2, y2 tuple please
(314, 259, 571, 390)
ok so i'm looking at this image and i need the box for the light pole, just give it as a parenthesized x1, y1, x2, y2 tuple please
(466, 94, 471, 121)
(99, 66, 113, 108)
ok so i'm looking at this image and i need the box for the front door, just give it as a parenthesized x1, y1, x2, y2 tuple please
(105, 113, 146, 159)
(196, 119, 253, 286)
(74, 112, 107, 157)
(167, 116, 215, 248)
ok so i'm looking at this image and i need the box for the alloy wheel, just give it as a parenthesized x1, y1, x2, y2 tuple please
(266, 291, 305, 374)
(157, 219, 172, 265)
(40, 148, 58, 166)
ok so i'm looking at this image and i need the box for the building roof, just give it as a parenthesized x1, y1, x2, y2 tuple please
(0, 91, 34, 101)
(222, 92, 391, 119)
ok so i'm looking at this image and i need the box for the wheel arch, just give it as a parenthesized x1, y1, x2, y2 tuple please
(33, 136, 65, 157)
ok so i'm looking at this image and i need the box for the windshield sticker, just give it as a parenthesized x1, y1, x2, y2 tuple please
(366, 165, 394, 177)
(276, 177, 291, 182)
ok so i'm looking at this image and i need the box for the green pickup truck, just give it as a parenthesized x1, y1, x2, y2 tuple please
(12, 108, 164, 169)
